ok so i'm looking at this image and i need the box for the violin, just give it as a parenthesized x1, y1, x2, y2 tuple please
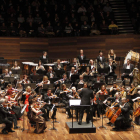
(100, 89, 108, 95)
(133, 105, 140, 117)
(73, 92, 80, 99)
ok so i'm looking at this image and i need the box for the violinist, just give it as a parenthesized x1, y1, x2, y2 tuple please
(110, 82, 120, 97)
(0, 99, 15, 134)
(127, 83, 135, 95)
(60, 84, 72, 118)
(38, 76, 50, 87)
(96, 85, 108, 95)
(23, 86, 32, 112)
(111, 97, 131, 131)
(42, 89, 57, 120)
(105, 58, 117, 84)
(70, 87, 80, 99)
(120, 85, 126, 98)
(11, 61, 20, 70)
(28, 96, 47, 133)
(46, 66, 56, 79)
(36, 60, 45, 71)
(67, 67, 77, 80)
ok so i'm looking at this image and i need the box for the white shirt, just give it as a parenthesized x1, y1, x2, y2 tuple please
(43, 55, 46, 59)
(100, 56, 102, 61)
(126, 64, 130, 69)
(81, 55, 83, 60)
(109, 64, 112, 73)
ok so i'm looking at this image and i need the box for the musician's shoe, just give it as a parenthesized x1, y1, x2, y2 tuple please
(8, 129, 15, 132)
(107, 122, 112, 125)
(2, 130, 8, 134)
(78, 121, 82, 125)
(111, 127, 119, 131)
(14, 126, 20, 129)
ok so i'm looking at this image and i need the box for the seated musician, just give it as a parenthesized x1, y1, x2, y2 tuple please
(46, 66, 56, 79)
(127, 83, 136, 95)
(93, 74, 104, 83)
(108, 49, 116, 60)
(11, 61, 20, 70)
(110, 97, 131, 131)
(54, 59, 63, 71)
(36, 60, 45, 71)
(110, 82, 120, 97)
(0, 99, 15, 134)
(40, 51, 49, 64)
(76, 75, 85, 85)
(105, 58, 117, 84)
(60, 84, 72, 118)
(88, 59, 96, 74)
(96, 85, 108, 95)
(28, 91, 48, 121)
(38, 76, 50, 87)
(23, 86, 32, 112)
(1, 69, 10, 79)
(82, 67, 93, 76)
(42, 89, 57, 120)
(77, 49, 86, 63)
(29, 69, 39, 83)
(120, 85, 126, 98)
(69, 58, 79, 70)
(28, 96, 47, 133)
(69, 87, 80, 99)
(97, 50, 106, 74)
(67, 67, 77, 80)
(121, 58, 134, 86)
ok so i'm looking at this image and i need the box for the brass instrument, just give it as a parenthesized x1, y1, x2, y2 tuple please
(99, 61, 104, 69)
(95, 59, 98, 73)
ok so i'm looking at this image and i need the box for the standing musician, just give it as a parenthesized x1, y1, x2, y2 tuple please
(28, 96, 47, 133)
(110, 82, 120, 97)
(54, 59, 63, 71)
(46, 66, 56, 79)
(36, 60, 45, 71)
(77, 49, 86, 63)
(108, 49, 116, 60)
(23, 86, 32, 112)
(78, 83, 94, 125)
(97, 50, 106, 73)
(105, 58, 117, 84)
(11, 61, 20, 70)
(121, 58, 134, 86)
(0, 99, 15, 134)
(40, 51, 49, 64)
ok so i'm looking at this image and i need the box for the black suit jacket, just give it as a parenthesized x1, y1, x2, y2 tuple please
(97, 56, 106, 64)
(79, 88, 93, 105)
(40, 55, 49, 64)
(0, 105, 9, 123)
(106, 62, 117, 73)
(54, 63, 63, 71)
(77, 55, 86, 63)
(123, 63, 134, 73)
(46, 71, 56, 78)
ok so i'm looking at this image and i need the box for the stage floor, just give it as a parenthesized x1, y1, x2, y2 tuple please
(0, 109, 140, 140)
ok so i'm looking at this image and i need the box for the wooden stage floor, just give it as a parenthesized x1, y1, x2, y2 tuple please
(0, 109, 140, 140)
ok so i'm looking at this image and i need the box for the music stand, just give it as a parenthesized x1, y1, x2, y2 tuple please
(98, 95, 109, 129)
(93, 82, 105, 91)
(4, 76, 14, 83)
(80, 59, 89, 64)
(11, 69, 22, 74)
(49, 78, 59, 84)
(71, 74, 79, 83)
(124, 69, 131, 74)
(43, 84, 49, 89)
(24, 83, 36, 89)
(83, 75, 89, 82)
(77, 84, 84, 89)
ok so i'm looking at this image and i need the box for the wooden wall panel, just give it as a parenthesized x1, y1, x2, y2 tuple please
(0, 35, 140, 62)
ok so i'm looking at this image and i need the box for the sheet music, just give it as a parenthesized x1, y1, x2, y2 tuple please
(69, 99, 81, 106)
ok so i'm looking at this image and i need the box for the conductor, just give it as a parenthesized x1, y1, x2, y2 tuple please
(78, 83, 94, 125)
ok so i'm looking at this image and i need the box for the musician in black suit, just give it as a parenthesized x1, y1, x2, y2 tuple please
(111, 97, 131, 131)
(77, 49, 86, 63)
(30, 69, 39, 83)
(0, 99, 15, 134)
(121, 59, 134, 86)
(78, 83, 94, 125)
(67, 67, 77, 80)
(54, 59, 63, 71)
(105, 58, 117, 84)
(46, 66, 56, 79)
(40, 51, 49, 64)
(97, 50, 106, 74)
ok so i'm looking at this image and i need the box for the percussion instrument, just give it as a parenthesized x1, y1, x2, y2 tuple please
(124, 50, 139, 64)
